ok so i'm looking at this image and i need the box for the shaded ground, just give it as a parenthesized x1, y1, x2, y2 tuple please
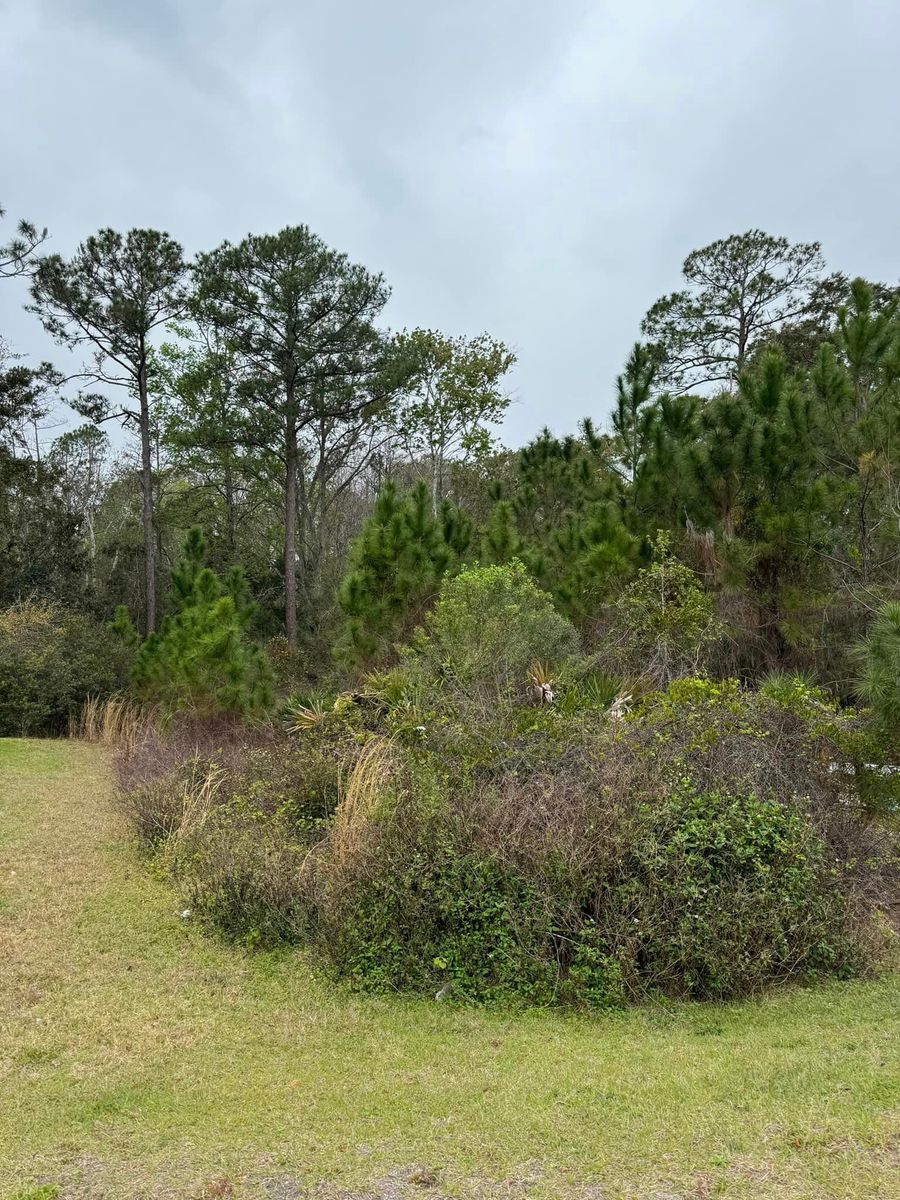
(0, 738, 897, 1200)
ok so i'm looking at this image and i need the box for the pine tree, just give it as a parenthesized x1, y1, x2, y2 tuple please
(130, 528, 272, 715)
(634, 392, 700, 519)
(336, 481, 472, 667)
(836, 278, 899, 415)
(612, 342, 658, 487)
(642, 230, 824, 391)
(481, 500, 523, 564)
(855, 601, 900, 742)
(29, 228, 188, 633)
(488, 423, 638, 623)
(192, 226, 412, 647)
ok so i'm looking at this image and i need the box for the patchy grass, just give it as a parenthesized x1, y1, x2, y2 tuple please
(0, 739, 897, 1200)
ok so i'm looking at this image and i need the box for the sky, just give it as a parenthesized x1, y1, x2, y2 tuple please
(1, 0, 899, 447)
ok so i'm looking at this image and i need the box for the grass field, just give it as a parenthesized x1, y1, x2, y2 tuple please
(0, 738, 898, 1200)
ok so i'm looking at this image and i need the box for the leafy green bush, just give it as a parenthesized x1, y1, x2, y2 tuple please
(608, 785, 858, 999)
(612, 531, 723, 685)
(172, 801, 310, 946)
(405, 559, 581, 701)
(328, 832, 559, 1003)
(0, 600, 131, 735)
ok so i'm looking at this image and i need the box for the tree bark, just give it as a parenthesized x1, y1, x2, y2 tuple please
(138, 357, 156, 634)
(284, 408, 299, 646)
(223, 456, 236, 562)
(430, 452, 441, 516)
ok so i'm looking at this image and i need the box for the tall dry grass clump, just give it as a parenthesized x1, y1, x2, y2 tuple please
(74, 694, 158, 749)
(301, 736, 399, 917)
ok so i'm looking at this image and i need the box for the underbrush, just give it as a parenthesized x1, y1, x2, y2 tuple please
(0, 601, 132, 736)
(111, 566, 899, 1008)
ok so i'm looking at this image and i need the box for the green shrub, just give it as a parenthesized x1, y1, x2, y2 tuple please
(608, 784, 859, 999)
(118, 670, 896, 1007)
(562, 922, 627, 1009)
(612, 531, 723, 685)
(172, 802, 310, 947)
(329, 833, 559, 1003)
(406, 559, 581, 701)
(0, 600, 131, 735)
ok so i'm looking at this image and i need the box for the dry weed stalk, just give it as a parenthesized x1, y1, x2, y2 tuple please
(329, 736, 396, 864)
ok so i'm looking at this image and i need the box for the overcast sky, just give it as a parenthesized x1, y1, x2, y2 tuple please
(1, 0, 899, 446)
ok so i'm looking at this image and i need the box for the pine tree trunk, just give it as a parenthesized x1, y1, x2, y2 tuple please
(284, 412, 299, 647)
(223, 457, 237, 561)
(430, 453, 441, 516)
(138, 359, 156, 634)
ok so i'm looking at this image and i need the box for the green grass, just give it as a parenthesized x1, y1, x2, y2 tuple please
(0, 738, 897, 1199)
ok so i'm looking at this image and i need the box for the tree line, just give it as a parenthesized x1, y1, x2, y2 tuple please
(2, 208, 899, 692)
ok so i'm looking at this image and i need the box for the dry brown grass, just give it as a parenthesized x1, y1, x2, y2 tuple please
(328, 736, 396, 862)
(300, 736, 398, 916)
(153, 760, 227, 871)
(73, 694, 158, 749)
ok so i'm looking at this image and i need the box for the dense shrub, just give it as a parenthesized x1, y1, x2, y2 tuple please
(0, 601, 131, 735)
(325, 834, 560, 1002)
(402, 559, 581, 702)
(119, 670, 897, 1003)
(606, 784, 857, 998)
(609, 531, 724, 685)
(113, 556, 897, 1005)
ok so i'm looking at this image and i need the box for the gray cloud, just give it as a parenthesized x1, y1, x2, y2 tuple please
(1, 0, 899, 444)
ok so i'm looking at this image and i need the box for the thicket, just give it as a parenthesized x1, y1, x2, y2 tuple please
(117, 565, 898, 1007)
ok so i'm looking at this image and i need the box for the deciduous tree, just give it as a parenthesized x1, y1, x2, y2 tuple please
(392, 329, 515, 513)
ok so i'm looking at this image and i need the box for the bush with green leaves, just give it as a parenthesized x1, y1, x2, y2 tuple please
(0, 600, 131, 735)
(404, 558, 581, 702)
(126, 528, 273, 716)
(608, 784, 858, 999)
(326, 827, 560, 1003)
(612, 530, 723, 685)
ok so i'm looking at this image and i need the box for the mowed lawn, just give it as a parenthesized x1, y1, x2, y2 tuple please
(0, 740, 897, 1200)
